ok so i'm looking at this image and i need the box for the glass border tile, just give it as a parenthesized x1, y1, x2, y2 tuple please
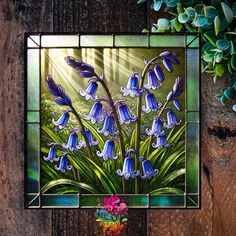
(115, 35, 148, 47)
(150, 35, 185, 47)
(80, 35, 113, 47)
(41, 35, 79, 47)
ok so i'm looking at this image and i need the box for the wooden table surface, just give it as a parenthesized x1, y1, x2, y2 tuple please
(0, 1, 235, 235)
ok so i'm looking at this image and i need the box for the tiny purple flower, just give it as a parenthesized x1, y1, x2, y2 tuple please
(164, 111, 181, 129)
(44, 146, 60, 163)
(140, 160, 159, 179)
(52, 112, 70, 129)
(117, 103, 136, 125)
(80, 82, 98, 100)
(120, 73, 144, 97)
(142, 93, 162, 113)
(97, 114, 119, 136)
(97, 140, 118, 161)
(54, 154, 72, 173)
(152, 131, 171, 148)
(62, 131, 78, 152)
(84, 101, 104, 124)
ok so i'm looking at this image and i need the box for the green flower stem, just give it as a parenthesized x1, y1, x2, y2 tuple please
(97, 78, 126, 193)
(146, 100, 169, 158)
(135, 56, 162, 194)
(70, 105, 95, 161)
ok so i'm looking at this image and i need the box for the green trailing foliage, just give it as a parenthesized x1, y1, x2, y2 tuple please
(138, 0, 236, 111)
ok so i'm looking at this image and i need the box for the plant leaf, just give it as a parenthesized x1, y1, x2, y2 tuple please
(232, 104, 236, 112)
(192, 14, 207, 27)
(149, 187, 184, 194)
(153, 0, 162, 11)
(214, 15, 220, 36)
(215, 64, 225, 76)
(221, 2, 234, 23)
(173, 17, 182, 32)
(159, 168, 185, 186)
(216, 39, 230, 50)
(41, 179, 99, 193)
(157, 18, 170, 31)
(178, 13, 189, 23)
(224, 87, 235, 99)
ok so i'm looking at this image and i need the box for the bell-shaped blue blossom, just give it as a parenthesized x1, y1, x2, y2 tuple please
(84, 101, 103, 124)
(164, 111, 181, 129)
(146, 116, 164, 136)
(80, 82, 98, 100)
(142, 93, 162, 113)
(140, 160, 159, 179)
(120, 73, 144, 97)
(116, 156, 140, 180)
(117, 103, 136, 125)
(97, 114, 119, 136)
(163, 59, 173, 73)
(168, 54, 180, 64)
(54, 154, 72, 172)
(52, 112, 70, 129)
(154, 64, 165, 81)
(62, 131, 78, 152)
(172, 76, 184, 97)
(159, 51, 171, 57)
(144, 69, 162, 90)
(173, 98, 182, 111)
(152, 131, 171, 148)
(44, 146, 60, 162)
(97, 140, 118, 161)
(77, 129, 98, 149)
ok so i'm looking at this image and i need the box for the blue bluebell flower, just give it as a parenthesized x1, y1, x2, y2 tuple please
(159, 51, 171, 57)
(117, 103, 136, 125)
(154, 64, 165, 81)
(173, 98, 182, 111)
(62, 131, 78, 152)
(64, 56, 95, 78)
(120, 73, 144, 97)
(80, 82, 98, 100)
(168, 54, 180, 64)
(84, 101, 103, 124)
(116, 157, 140, 180)
(164, 111, 181, 129)
(46, 76, 72, 106)
(142, 93, 162, 113)
(163, 59, 173, 73)
(152, 131, 171, 148)
(44, 146, 60, 162)
(97, 114, 119, 136)
(54, 154, 72, 172)
(52, 112, 70, 129)
(97, 140, 118, 161)
(140, 160, 159, 179)
(77, 129, 98, 149)
(144, 69, 162, 90)
(146, 116, 164, 136)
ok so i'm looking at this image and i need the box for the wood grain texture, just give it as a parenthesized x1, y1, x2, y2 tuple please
(0, 0, 53, 236)
(148, 74, 236, 236)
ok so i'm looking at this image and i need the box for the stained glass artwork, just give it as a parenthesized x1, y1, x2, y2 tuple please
(25, 34, 200, 208)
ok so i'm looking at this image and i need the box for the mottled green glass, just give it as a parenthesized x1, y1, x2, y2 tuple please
(80, 195, 111, 207)
(26, 194, 40, 207)
(41, 35, 79, 47)
(186, 195, 199, 207)
(27, 35, 40, 47)
(187, 35, 200, 48)
(187, 112, 199, 123)
(41, 195, 78, 207)
(118, 195, 148, 207)
(27, 123, 40, 193)
(115, 35, 148, 47)
(80, 35, 113, 47)
(150, 35, 185, 47)
(27, 49, 40, 110)
(186, 123, 199, 194)
(27, 111, 40, 123)
(150, 195, 185, 207)
(187, 49, 200, 110)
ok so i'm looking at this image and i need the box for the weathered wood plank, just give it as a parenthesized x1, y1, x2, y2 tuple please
(0, 0, 53, 235)
(52, 1, 148, 236)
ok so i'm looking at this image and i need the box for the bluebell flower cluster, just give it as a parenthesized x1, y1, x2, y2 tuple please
(44, 51, 183, 184)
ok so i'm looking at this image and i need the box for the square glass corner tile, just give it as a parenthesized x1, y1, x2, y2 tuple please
(41, 35, 79, 47)
(27, 35, 40, 47)
(186, 195, 199, 207)
(187, 35, 200, 48)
